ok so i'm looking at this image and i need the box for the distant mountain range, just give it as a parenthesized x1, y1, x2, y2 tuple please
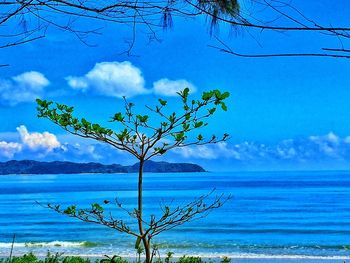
(0, 160, 205, 175)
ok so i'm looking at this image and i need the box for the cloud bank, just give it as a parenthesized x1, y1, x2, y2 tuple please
(0, 61, 197, 107)
(0, 125, 127, 164)
(0, 126, 62, 159)
(16, 125, 61, 151)
(0, 141, 22, 158)
(2, 127, 350, 170)
(0, 71, 49, 106)
(174, 132, 350, 170)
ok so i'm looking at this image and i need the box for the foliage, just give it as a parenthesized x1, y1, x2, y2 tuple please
(36, 88, 230, 161)
(177, 256, 205, 263)
(36, 88, 231, 263)
(100, 256, 128, 263)
(62, 257, 92, 263)
(2, 253, 38, 263)
(0, 252, 93, 263)
(136, 245, 145, 263)
(219, 257, 230, 263)
(0, 254, 232, 263)
(43, 252, 62, 263)
(164, 252, 174, 263)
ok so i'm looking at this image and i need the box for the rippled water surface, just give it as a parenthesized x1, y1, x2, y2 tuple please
(1, 171, 350, 260)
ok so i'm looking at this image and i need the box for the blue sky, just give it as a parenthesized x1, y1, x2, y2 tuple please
(1, 1, 350, 171)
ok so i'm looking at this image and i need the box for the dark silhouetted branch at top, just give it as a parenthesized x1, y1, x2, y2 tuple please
(322, 48, 350, 53)
(210, 45, 350, 59)
(210, 33, 350, 59)
(1, 0, 350, 59)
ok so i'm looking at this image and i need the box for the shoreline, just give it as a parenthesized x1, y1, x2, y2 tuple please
(1, 242, 349, 262)
(1, 252, 349, 262)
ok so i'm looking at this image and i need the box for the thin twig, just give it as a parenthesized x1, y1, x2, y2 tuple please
(9, 233, 15, 261)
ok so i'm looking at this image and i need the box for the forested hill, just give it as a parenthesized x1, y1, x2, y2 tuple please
(0, 160, 205, 175)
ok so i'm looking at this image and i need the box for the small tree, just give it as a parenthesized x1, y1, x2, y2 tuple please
(36, 88, 230, 263)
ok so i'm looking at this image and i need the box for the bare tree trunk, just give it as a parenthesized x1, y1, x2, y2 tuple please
(137, 159, 151, 263)
(143, 237, 151, 263)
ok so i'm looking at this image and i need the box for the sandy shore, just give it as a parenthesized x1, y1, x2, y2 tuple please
(1, 253, 349, 263)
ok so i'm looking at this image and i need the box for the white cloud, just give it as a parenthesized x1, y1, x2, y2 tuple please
(309, 132, 341, 157)
(276, 145, 297, 159)
(174, 142, 235, 160)
(66, 61, 149, 98)
(309, 132, 339, 144)
(3, 127, 350, 170)
(175, 145, 217, 159)
(327, 132, 339, 143)
(13, 71, 49, 89)
(172, 132, 350, 167)
(153, 78, 196, 96)
(66, 61, 197, 98)
(17, 125, 61, 151)
(86, 145, 102, 160)
(66, 76, 88, 91)
(0, 126, 116, 161)
(0, 71, 49, 106)
(345, 136, 350, 144)
(0, 141, 22, 158)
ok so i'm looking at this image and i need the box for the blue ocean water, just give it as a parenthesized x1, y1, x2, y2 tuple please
(0, 171, 350, 260)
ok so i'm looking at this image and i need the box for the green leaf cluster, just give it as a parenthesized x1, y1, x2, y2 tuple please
(36, 99, 114, 137)
(36, 87, 230, 168)
(201, 90, 229, 111)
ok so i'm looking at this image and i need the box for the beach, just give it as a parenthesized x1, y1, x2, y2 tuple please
(2, 253, 349, 263)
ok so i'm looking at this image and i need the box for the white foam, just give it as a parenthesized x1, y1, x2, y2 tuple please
(0, 245, 349, 260)
(0, 241, 89, 248)
(220, 253, 350, 260)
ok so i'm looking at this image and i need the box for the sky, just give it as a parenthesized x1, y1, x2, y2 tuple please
(1, 1, 350, 171)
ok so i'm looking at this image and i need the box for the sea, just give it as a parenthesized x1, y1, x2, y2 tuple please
(0, 171, 350, 262)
